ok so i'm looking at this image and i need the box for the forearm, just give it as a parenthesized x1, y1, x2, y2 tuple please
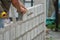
(18, 1, 26, 9)
(11, 0, 27, 14)
(11, 0, 21, 10)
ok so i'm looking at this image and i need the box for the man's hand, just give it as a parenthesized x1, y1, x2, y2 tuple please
(11, 0, 27, 14)
(17, 6, 27, 14)
(20, 7, 27, 14)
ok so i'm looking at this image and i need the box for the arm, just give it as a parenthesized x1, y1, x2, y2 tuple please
(11, 0, 27, 14)
(18, 1, 26, 9)
(11, 0, 21, 11)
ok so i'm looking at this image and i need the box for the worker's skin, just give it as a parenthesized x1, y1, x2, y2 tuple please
(11, 0, 27, 14)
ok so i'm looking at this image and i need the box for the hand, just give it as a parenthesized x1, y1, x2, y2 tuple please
(20, 7, 27, 14)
